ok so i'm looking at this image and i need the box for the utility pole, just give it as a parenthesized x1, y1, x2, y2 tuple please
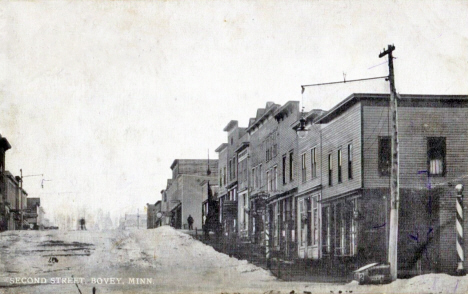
(379, 44, 399, 281)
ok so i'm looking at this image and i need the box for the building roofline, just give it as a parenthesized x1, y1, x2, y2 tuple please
(316, 93, 468, 124)
(246, 103, 280, 133)
(4, 171, 20, 185)
(291, 109, 327, 129)
(223, 120, 238, 132)
(170, 159, 179, 170)
(170, 159, 219, 170)
(274, 101, 299, 120)
(215, 143, 228, 152)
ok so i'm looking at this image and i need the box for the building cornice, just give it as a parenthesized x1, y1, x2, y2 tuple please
(223, 120, 238, 132)
(215, 143, 228, 153)
(246, 103, 280, 133)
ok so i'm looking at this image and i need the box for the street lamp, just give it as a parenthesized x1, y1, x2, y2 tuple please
(296, 86, 309, 139)
(296, 115, 308, 139)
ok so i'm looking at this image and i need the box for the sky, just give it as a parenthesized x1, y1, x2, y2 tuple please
(1, 0, 467, 223)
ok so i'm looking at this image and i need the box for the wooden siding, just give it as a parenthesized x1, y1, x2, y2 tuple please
(248, 113, 278, 195)
(297, 123, 322, 193)
(217, 148, 228, 197)
(277, 103, 300, 194)
(321, 102, 362, 200)
(362, 106, 468, 189)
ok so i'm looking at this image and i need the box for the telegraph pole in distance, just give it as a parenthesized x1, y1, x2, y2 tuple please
(379, 44, 399, 281)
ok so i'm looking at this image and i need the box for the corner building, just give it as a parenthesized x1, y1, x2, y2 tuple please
(296, 93, 468, 275)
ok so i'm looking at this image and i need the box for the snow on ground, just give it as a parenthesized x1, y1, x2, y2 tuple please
(1, 226, 468, 293)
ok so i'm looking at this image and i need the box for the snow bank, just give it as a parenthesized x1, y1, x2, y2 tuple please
(132, 226, 275, 280)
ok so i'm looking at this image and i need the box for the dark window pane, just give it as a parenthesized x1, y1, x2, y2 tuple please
(427, 137, 446, 176)
(348, 144, 353, 179)
(379, 137, 391, 176)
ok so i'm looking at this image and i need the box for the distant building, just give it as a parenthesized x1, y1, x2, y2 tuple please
(160, 181, 172, 226)
(120, 213, 147, 230)
(215, 143, 228, 225)
(0, 134, 11, 232)
(165, 159, 218, 230)
(147, 203, 155, 229)
(25, 198, 44, 230)
(3, 171, 28, 230)
(147, 201, 162, 229)
(154, 201, 161, 227)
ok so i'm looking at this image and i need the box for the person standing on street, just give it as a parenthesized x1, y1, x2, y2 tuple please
(187, 215, 194, 230)
(79, 218, 86, 230)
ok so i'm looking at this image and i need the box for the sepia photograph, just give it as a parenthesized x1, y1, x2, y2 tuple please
(1, 1, 468, 293)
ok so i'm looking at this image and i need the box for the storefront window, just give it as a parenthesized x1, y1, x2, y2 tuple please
(312, 197, 318, 245)
(322, 206, 331, 255)
(334, 199, 357, 256)
(300, 200, 306, 246)
(335, 203, 343, 256)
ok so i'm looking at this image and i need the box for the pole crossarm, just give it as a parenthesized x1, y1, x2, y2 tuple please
(22, 174, 43, 178)
(301, 75, 388, 89)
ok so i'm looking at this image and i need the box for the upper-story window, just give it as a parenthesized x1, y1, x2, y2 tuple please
(259, 164, 263, 189)
(282, 155, 287, 185)
(428, 137, 446, 176)
(251, 167, 256, 189)
(238, 161, 243, 185)
(301, 153, 307, 183)
(265, 132, 278, 162)
(223, 167, 227, 185)
(311, 148, 317, 179)
(229, 157, 237, 180)
(266, 170, 271, 192)
(379, 137, 391, 176)
(255, 165, 259, 189)
(328, 153, 333, 186)
(273, 166, 277, 191)
(242, 159, 248, 182)
(348, 144, 353, 179)
(337, 149, 342, 183)
(234, 156, 237, 179)
(289, 150, 294, 182)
